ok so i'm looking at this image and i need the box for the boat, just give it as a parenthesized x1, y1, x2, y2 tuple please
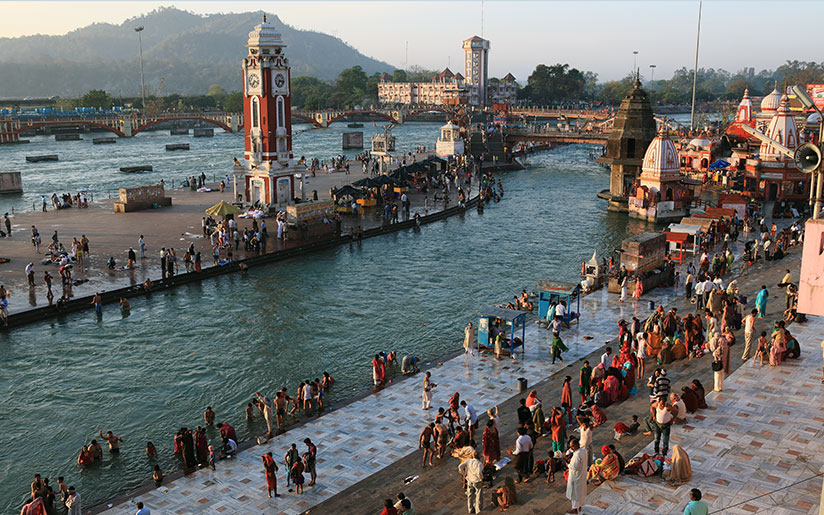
(26, 155, 58, 162)
(165, 143, 190, 151)
(347, 123, 363, 128)
(119, 165, 153, 173)
(93, 137, 117, 144)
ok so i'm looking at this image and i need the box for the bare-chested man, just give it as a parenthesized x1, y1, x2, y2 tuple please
(274, 391, 287, 432)
(99, 429, 123, 453)
(204, 406, 216, 426)
(419, 422, 435, 467)
(434, 416, 449, 459)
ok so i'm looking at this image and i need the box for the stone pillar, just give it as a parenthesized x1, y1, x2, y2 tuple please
(227, 114, 240, 133)
(120, 118, 133, 138)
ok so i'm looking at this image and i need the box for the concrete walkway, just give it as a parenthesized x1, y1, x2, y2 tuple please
(586, 316, 824, 515)
(101, 255, 688, 514)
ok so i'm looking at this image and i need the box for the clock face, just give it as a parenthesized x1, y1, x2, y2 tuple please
(274, 73, 285, 88)
(248, 73, 260, 88)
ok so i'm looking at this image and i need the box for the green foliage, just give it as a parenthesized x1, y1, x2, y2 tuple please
(207, 84, 228, 103)
(291, 76, 334, 109)
(521, 64, 589, 103)
(224, 91, 243, 113)
(79, 89, 113, 108)
(392, 69, 407, 82)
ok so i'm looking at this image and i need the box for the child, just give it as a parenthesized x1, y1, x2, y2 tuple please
(628, 415, 640, 434)
(207, 445, 216, 470)
(548, 450, 566, 483)
(153, 465, 163, 487)
(145, 441, 157, 458)
(754, 331, 769, 367)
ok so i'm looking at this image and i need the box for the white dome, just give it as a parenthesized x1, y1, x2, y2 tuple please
(689, 138, 711, 149)
(760, 94, 799, 160)
(806, 112, 822, 126)
(760, 87, 781, 112)
(247, 19, 284, 48)
(642, 131, 680, 181)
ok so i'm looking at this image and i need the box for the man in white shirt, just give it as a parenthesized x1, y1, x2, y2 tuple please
(669, 393, 687, 424)
(600, 347, 612, 369)
(461, 400, 478, 442)
(457, 451, 484, 514)
(513, 427, 533, 483)
(556, 302, 568, 328)
(694, 280, 705, 310)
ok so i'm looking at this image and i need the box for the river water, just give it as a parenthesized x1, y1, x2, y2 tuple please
(0, 122, 655, 511)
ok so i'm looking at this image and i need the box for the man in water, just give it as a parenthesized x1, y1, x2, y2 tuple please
(99, 430, 123, 453)
(91, 292, 102, 315)
(204, 407, 216, 426)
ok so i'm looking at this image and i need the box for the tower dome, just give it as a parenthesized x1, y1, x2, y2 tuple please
(247, 17, 284, 48)
(760, 85, 781, 113)
(640, 129, 680, 189)
(760, 94, 799, 160)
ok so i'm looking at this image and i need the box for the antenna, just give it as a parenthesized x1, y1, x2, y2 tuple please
(405, 41, 409, 71)
(481, 0, 485, 37)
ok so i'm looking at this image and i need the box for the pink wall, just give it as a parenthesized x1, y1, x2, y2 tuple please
(798, 218, 824, 316)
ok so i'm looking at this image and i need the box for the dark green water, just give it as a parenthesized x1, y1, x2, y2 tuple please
(0, 138, 655, 512)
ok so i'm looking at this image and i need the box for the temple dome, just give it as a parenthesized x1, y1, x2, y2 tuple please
(806, 112, 822, 126)
(760, 86, 781, 112)
(688, 137, 711, 150)
(736, 88, 753, 122)
(760, 94, 799, 160)
(641, 130, 680, 182)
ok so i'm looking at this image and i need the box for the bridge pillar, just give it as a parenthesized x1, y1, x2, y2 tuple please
(119, 118, 134, 138)
(314, 112, 331, 128)
(227, 114, 240, 133)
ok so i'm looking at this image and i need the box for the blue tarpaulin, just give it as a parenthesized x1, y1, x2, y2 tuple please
(709, 159, 730, 170)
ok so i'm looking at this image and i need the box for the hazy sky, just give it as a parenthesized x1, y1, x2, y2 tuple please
(0, 1, 818, 82)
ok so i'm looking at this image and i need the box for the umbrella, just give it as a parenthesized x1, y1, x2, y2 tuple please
(205, 200, 241, 217)
(375, 174, 398, 186)
(332, 185, 363, 198)
(709, 159, 730, 170)
(352, 177, 381, 188)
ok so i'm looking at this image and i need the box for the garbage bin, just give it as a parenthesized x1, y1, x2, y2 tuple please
(517, 377, 528, 393)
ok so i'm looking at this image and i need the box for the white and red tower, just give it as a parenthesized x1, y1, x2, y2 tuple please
(736, 88, 752, 123)
(233, 16, 303, 207)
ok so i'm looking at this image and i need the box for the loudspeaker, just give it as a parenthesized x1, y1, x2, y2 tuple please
(793, 143, 822, 173)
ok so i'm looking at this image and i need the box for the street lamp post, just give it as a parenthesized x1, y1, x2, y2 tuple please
(649, 64, 656, 84)
(134, 26, 146, 112)
(791, 85, 824, 219)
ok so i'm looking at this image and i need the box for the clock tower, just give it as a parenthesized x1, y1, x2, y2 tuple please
(234, 15, 301, 207)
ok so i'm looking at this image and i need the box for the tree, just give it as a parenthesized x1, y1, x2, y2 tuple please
(224, 91, 243, 113)
(207, 84, 227, 105)
(292, 76, 332, 109)
(392, 69, 407, 82)
(78, 89, 112, 108)
(523, 64, 588, 104)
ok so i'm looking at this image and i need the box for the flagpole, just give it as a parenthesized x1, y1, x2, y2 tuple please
(690, 1, 702, 132)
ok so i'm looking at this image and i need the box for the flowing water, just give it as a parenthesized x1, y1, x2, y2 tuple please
(0, 122, 656, 511)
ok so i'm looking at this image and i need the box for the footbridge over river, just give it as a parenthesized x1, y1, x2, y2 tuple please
(0, 112, 239, 142)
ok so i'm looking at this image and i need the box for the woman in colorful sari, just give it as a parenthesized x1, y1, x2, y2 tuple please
(756, 285, 769, 318)
(482, 419, 501, 463)
(603, 375, 620, 405)
(770, 321, 788, 366)
(587, 445, 620, 484)
(633, 278, 644, 300)
(691, 380, 708, 408)
(549, 407, 566, 453)
(561, 377, 573, 424)
(646, 326, 663, 358)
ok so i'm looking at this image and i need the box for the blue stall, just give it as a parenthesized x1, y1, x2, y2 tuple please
(537, 281, 581, 326)
(477, 307, 527, 358)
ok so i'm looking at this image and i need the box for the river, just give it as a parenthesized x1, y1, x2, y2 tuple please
(0, 122, 655, 512)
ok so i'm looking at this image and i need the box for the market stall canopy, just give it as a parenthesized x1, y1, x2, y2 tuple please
(709, 159, 731, 170)
(478, 306, 528, 321)
(352, 177, 382, 188)
(332, 185, 363, 198)
(205, 200, 241, 216)
(375, 174, 398, 186)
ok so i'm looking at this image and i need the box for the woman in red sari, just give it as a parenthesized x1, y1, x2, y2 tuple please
(561, 376, 573, 424)
(195, 426, 208, 464)
(261, 452, 280, 498)
(482, 419, 501, 463)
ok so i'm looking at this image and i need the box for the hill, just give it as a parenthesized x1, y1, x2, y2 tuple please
(0, 7, 393, 98)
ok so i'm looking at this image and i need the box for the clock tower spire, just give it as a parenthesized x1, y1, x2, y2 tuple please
(234, 16, 301, 207)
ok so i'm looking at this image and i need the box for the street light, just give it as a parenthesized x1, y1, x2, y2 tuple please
(649, 64, 656, 84)
(134, 26, 146, 112)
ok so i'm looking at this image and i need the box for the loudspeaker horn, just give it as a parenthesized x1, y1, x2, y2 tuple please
(793, 143, 822, 173)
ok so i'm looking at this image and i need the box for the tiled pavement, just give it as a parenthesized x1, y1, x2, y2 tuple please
(102, 271, 685, 514)
(586, 316, 824, 515)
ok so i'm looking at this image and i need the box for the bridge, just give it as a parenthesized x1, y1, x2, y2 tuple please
(507, 106, 613, 122)
(0, 112, 240, 142)
(504, 129, 609, 146)
(291, 107, 452, 128)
